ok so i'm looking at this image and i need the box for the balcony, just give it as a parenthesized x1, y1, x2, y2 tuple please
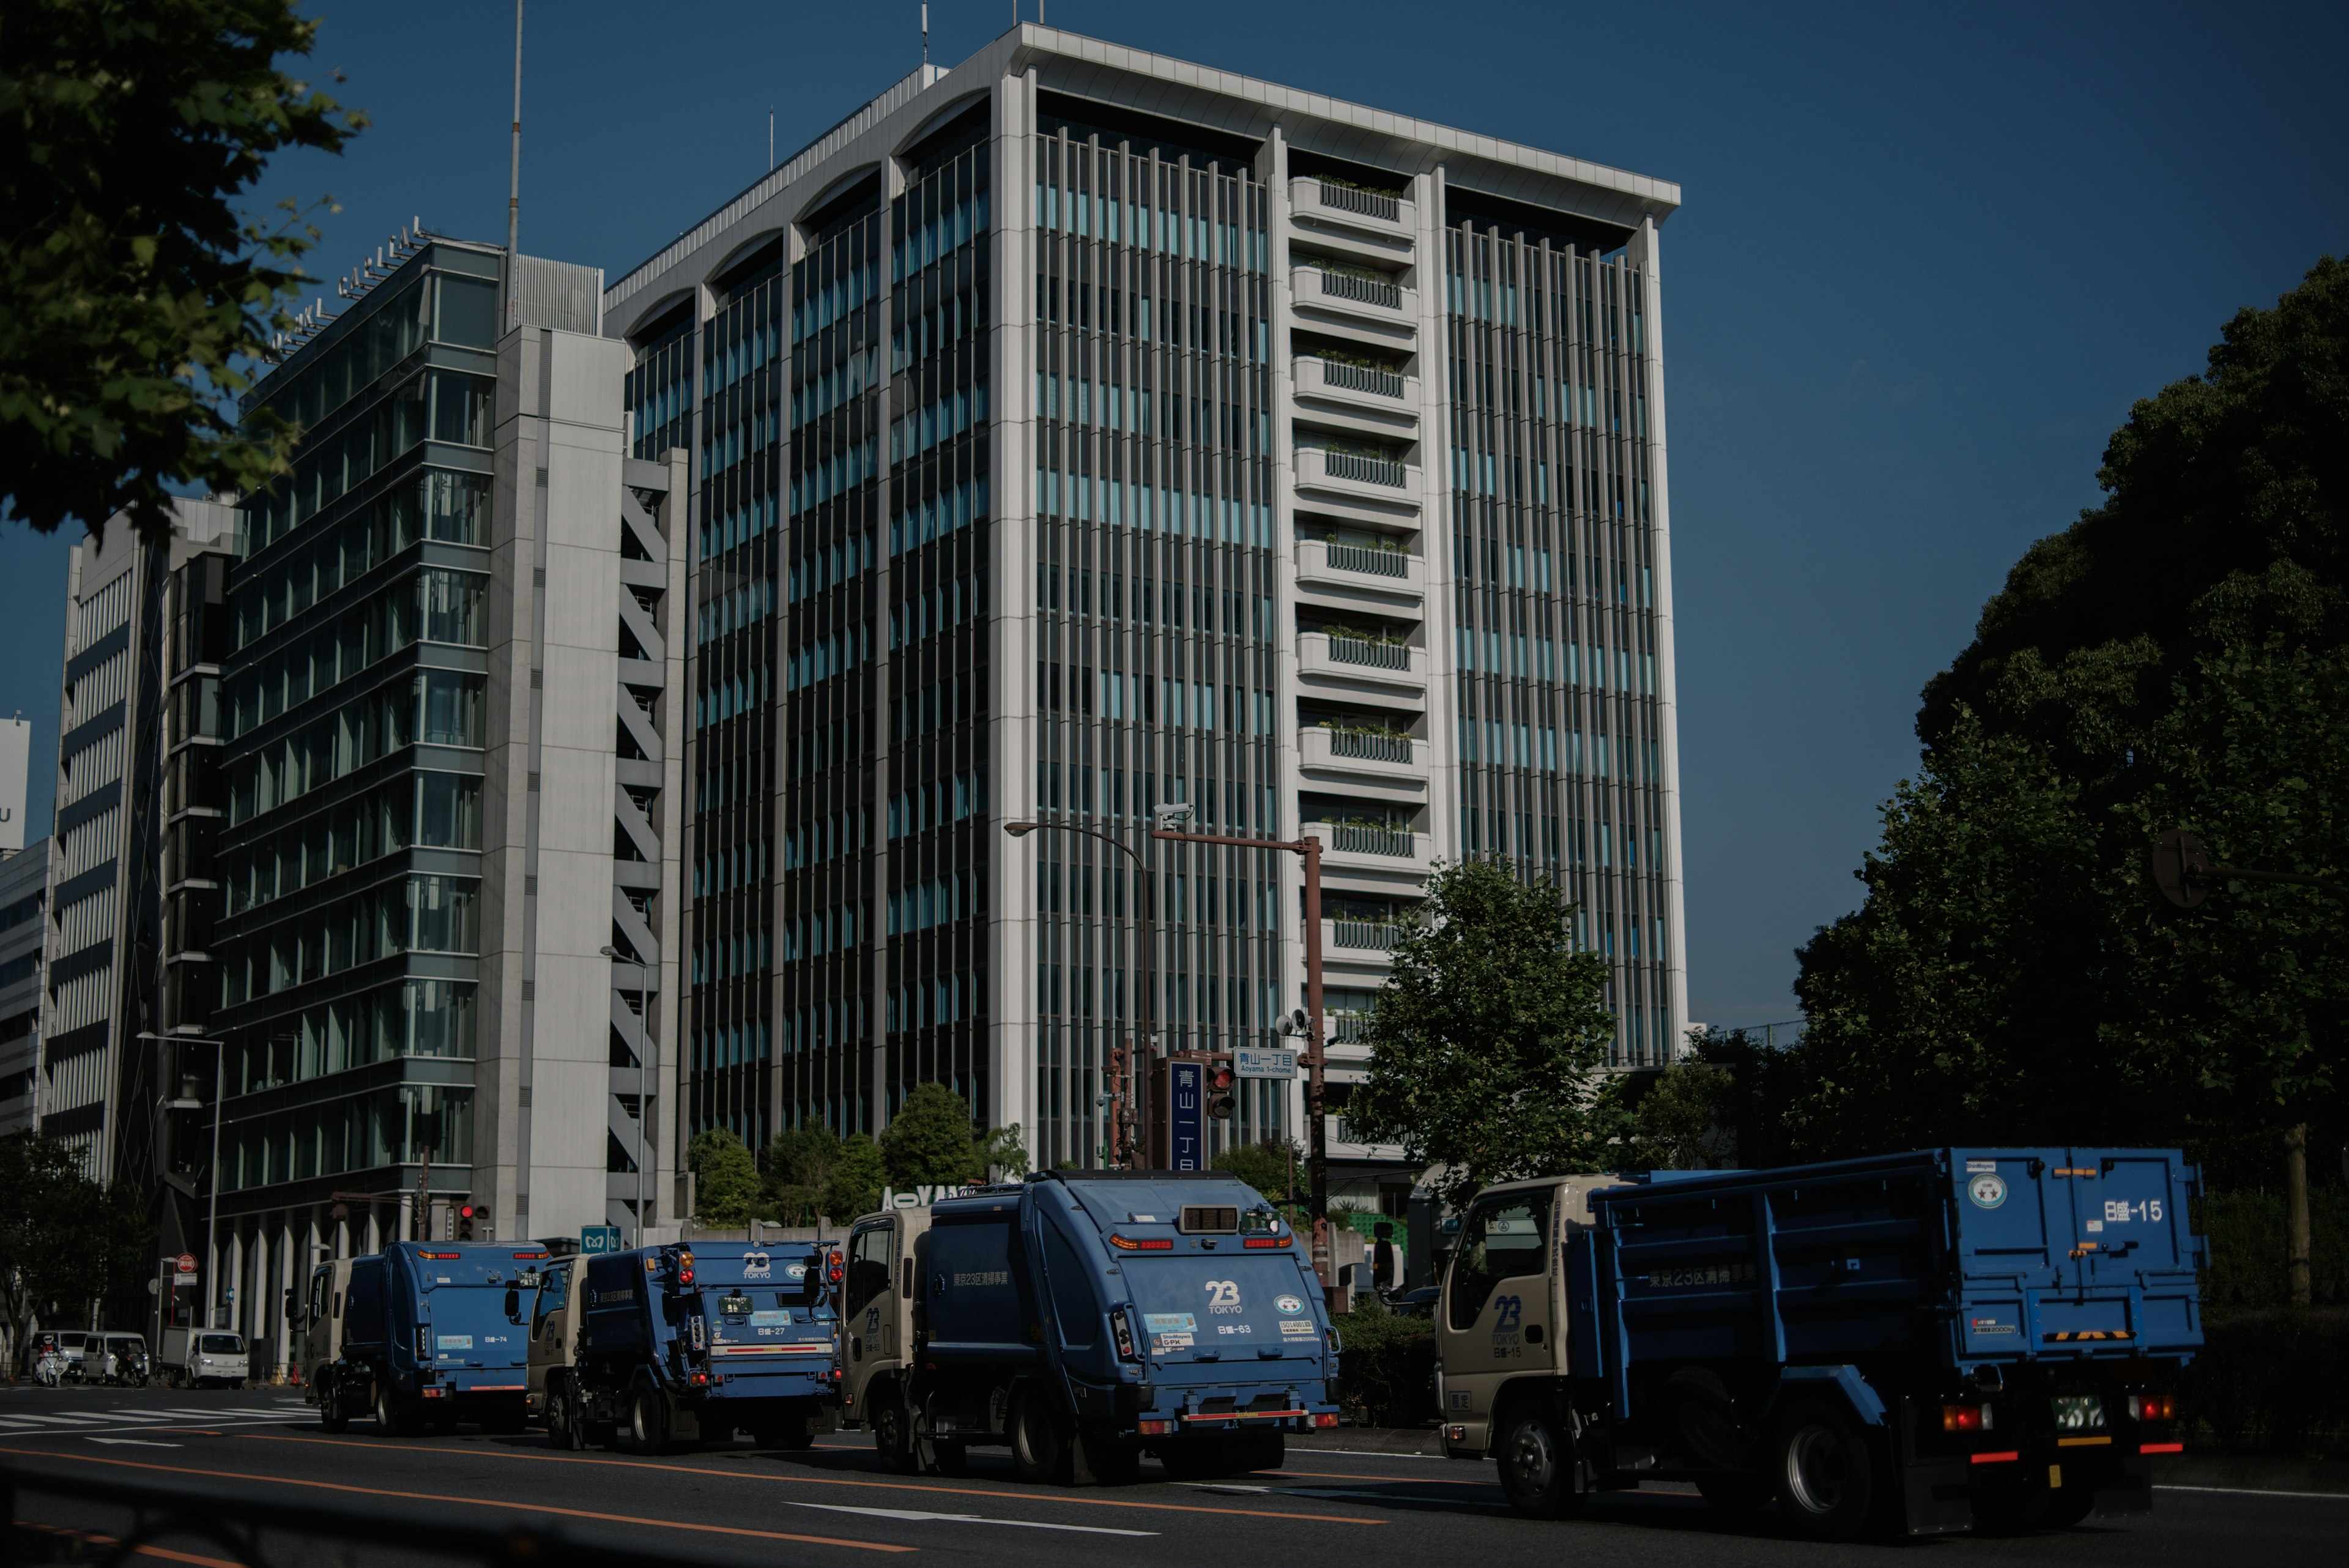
(1320, 917, 1412, 953)
(1291, 262, 1417, 332)
(1294, 537, 1425, 602)
(1316, 822, 1433, 879)
(1295, 355, 1413, 406)
(1297, 724, 1428, 785)
(1290, 176, 1417, 238)
(1293, 447, 1424, 514)
(1296, 631, 1423, 697)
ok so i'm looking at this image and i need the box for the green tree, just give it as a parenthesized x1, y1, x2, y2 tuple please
(1213, 1139, 1299, 1206)
(822, 1135, 888, 1224)
(0, 1132, 152, 1364)
(974, 1121, 1029, 1183)
(1345, 857, 1616, 1209)
(1613, 1053, 1735, 1172)
(1795, 258, 2349, 1301)
(881, 1083, 984, 1189)
(686, 1129, 762, 1227)
(2, 0, 365, 540)
(762, 1122, 842, 1227)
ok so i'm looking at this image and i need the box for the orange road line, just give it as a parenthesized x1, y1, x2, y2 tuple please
(1270, 1468, 1498, 1487)
(0, 1444, 912, 1554)
(247, 1432, 1386, 1526)
(18, 1520, 241, 1568)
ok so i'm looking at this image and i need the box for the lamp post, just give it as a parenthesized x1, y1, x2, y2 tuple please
(1001, 819, 1161, 1167)
(602, 943, 651, 1244)
(139, 1030, 224, 1331)
(1146, 808, 1332, 1299)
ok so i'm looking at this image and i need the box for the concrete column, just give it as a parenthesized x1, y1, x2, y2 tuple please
(276, 1217, 297, 1378)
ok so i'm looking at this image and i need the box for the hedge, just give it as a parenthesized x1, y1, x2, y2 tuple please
(2197, 1189, 2349, 1309)
(1332, 1301, 1438, 1427)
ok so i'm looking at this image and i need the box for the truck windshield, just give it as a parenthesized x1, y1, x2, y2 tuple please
(199, 1334, 243, 1354)
(1448, 1192, 1551, 1329)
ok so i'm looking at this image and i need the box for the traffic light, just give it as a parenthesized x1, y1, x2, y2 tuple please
(1206, 1061, 1237, 1121)
(456, 1203, 484, 1241)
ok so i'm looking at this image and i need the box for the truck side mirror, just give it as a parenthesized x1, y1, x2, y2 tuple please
(503, 1288, 520, 1320)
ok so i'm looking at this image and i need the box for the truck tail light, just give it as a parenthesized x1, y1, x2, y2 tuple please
(1137, 1419, 1172, 1436)
(689, 1371, 710, 1387)
(1940, 1403, 1991, 1432)
(2129, 1393, 2176, 1421)
(1312, 1413, 1340, 1429)
(1242, 1236, 1290, 1249)
(827, 1249, 845, 1284)
(1111, 1309, 1138, 1361)
(1108, 1235, 1173, 1251)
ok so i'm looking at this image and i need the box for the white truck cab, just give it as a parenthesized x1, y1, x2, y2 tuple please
(1436, 1175, 1628, 1458)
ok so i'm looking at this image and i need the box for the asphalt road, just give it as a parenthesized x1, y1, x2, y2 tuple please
(2, 1381, 2339, 1568)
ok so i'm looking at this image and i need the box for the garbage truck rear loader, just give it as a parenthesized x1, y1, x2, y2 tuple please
(839, 1171, 1341, 1484)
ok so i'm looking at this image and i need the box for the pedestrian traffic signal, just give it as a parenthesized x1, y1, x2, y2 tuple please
(456, 1203, 484, 1241)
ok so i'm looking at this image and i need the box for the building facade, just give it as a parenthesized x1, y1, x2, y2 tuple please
(198, 234, 686, 1358)
(604, 24, 1686, 1198)
(0, 840, 46, 1139)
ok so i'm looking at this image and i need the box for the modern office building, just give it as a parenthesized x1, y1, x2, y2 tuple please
(201, 232, 687, 1356)
(606, 23, 1685, 1195)
(0, 839, 46, 1139)
(38, 498, 240, 1193)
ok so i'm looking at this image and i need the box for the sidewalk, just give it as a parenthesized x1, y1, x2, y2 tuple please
(1291, 1427, 2349, 1494)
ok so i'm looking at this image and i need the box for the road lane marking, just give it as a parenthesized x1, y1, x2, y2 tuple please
(18, 1519, 241, 1568)
(1272, 1468, 1497, 1487)
(780, 1502, 1155, 1536)
(1182, 1482, 1513, 1511)
(88, 1438, 183, 1447)
(0, 1445, 915, 1553)
(2158, 1485, 2349, 1501)
(247, 1432, 1387, 1526)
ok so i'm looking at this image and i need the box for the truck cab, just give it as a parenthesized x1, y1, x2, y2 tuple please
(295, 1257, 355, 1408)
(837, 1208, 928, 1456)
(1434, 1175, 1626, 1458)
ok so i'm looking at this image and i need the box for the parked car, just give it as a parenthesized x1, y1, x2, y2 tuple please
(160, 1329, 250, 1388)
(1388, 1286, 1442, 1319)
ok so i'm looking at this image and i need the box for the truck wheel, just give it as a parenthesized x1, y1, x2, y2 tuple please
(1495, 1402, 1586, 1520)
(630, 1385, 673, 1456)
(374, 1382, 421, 1438)
(872, 1398, 916, 1473)
(1011, 1393, 1074, 1485)
(320, 1377, 350, 1433)
(547, 1381, 580, 1449)
(1770, 1398, 1877, 1541)
(1229, 1431, 1284, 1473)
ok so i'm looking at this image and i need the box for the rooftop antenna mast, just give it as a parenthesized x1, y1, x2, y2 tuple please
(922, 4, 930, 67)
(768, 105, 775, 169)
(505, 0, 525, 331)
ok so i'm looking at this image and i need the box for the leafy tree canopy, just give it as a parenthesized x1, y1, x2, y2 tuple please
(1213, 1139, 1300, 1206)
(0, 1132, 153, 1360)
(822, 1135, 888, 1224)
(2, 0, 363, 541)
(686, 1129, 762, 1227)
(1345, 857, 1616, 1210)
(1790, 259, 2348, 1298)
(882, 1083, 983, 1188)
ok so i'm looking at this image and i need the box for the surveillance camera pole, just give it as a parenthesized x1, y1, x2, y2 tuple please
(1148, 813, 1330, 1304)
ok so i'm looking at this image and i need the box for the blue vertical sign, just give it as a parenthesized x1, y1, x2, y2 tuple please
(1168, 1060, 1204, 1170)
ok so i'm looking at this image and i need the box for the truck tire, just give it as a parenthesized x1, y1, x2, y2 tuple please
(1228, 1431, 1284, 1473)
(374, 1381, 421, 1438)
(1011, 1392, 1074, 1485)
(630, 1384, 674, 1456)
(1661, 1366, 1751, 1471)
(872, 1396, 916, 1473)
(1769, 1397, 1878, 1542)
(549, 1380, 587, 1450)
(1495, 1401, 1586, 1519)
(319, 1375, 351, 1434)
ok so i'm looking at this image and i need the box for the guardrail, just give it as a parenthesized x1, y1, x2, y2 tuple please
(1329, 824, 1416, 858)
(1315, 269, 1403, 310)
(1326, 636, 1412, 671)
(1317, 182, 1403, 223)
(1324, 541, 1411, 578)
(1325, 730, 1413, 763)
(1321, 451, 1409, 488)
(1330, 919, 1411, 950)
(0, 1458, 730, 1568)
(1316, 360, 1406, 399)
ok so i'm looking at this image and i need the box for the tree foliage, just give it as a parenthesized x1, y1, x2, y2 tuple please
(1346, 857, 1616, 1209)
(821, 1135, 888, 1224)
(882, 1083, 984, 1188)
(761, 1123, 842, 1227)
(2, 0, 364, 540)
(686, 1129, 762, 1227)
(1213, 1138, 1301, 1206)
(0, 1132, 153, 1363)
(1611, 1055, 1735, 1172)
(1791, 258, 2348, 1212)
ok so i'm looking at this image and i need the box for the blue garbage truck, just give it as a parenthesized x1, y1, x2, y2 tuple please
(1435, 1150, 2202, 1539)
(529, 1240, 839, 1454)
(322, 1239, 551, 1435)
(836, 1171, 1341, 1484)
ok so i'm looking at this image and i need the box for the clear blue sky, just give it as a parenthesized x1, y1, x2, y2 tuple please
(4, 1, 2343, 1026)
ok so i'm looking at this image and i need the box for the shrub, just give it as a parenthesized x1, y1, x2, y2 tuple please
(1333, 1298, 1437, 1427)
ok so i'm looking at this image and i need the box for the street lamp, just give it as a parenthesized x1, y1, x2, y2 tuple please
(601, 944, 651, 1244)
(138, 1030, 223, 1334)
(1143, 810, 1335, 1304)
(1002, 819, 1157, 1168)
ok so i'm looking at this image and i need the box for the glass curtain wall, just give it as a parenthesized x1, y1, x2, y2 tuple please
(780, 190, 884, 1135)
(1031, 115, 1284, 1167)
(884, 113, 993, 1124)
(1443, 220, 1671, 1065)
(210, 250, 499, 1201)
(685, 248, 784, 1148)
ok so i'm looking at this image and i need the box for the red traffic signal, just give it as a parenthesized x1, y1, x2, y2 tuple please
(455, 1203, 486, 1241)
(1206, 1059, 1237, 1120)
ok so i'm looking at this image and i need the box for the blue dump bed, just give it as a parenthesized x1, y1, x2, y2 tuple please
(1574, 1147, 2203, 1398)
(345, 1241, 550, 1397)
(584, 1241, 834, 1404)
(924, 1173, 1338, 1436)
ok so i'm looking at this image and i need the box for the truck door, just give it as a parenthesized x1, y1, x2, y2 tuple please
(1436, 1187, 1556, 1431)
(528, 1260, 573, 1397)
(845, 1220, 897, 1366)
